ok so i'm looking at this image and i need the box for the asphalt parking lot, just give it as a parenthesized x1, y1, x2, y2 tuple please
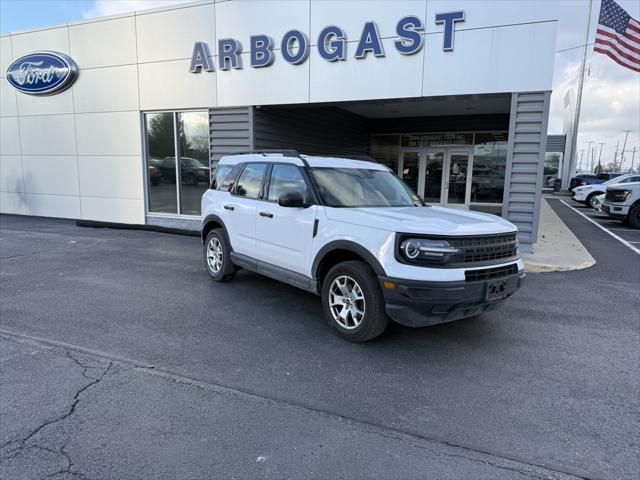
(1, 209, 638, 480)
(561, 198, 640, 252)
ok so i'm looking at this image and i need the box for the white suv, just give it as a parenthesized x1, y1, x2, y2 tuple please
(602, 181, 640, 228)
(201, 152, 524, 342)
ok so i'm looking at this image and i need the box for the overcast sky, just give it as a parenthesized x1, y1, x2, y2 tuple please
(1, 0, 639, 171)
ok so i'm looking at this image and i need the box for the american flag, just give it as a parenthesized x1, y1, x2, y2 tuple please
(594, 0, 640, 72)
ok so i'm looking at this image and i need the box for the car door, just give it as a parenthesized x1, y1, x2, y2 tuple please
(224, 162, 268, 257)
(254, 163, 317, 275)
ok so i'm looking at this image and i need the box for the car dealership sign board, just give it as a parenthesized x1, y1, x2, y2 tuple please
(189, 12, 465, 73)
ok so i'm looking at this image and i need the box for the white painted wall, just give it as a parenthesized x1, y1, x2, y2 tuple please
(0, 0, 557, 223)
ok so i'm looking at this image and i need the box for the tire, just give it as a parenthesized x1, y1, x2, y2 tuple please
(628, 203, 640, 229)
(322, 260, 389, 342)
(586, 193, 599, 209)
(204, 229, 236, 282)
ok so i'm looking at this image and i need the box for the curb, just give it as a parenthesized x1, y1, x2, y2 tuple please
(522, 258, 596, 273)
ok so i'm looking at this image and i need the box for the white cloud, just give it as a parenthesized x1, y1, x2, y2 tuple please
(82, 0, 193, 19)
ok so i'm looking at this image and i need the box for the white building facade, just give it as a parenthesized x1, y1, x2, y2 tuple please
(0, 0, 557, 252)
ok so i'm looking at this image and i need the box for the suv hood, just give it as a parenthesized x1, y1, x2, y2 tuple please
(324, 206, 517, 236)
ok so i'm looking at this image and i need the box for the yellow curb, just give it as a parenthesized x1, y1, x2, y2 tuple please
(523, 258, 596, 273)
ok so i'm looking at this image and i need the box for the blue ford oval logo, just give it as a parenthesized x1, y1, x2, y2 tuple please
(6, 51, 78, 96)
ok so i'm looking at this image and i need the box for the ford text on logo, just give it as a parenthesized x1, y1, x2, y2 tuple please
(189, 12, 465, 73)
(6, 51, 78, 95)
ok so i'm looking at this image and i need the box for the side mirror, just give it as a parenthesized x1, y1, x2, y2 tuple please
(278, 190, 307, 208)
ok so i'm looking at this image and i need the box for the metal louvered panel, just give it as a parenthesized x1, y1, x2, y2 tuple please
(209, 107, 253, 166)
(502, 92, 551, 253)
(546, 134, 567, 153)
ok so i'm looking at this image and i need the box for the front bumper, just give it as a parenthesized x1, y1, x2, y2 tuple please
(602, 203, 629, 219)
(379, 269, 525, 328)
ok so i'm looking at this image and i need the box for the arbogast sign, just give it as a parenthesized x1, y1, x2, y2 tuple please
(189, 11, 465, 73)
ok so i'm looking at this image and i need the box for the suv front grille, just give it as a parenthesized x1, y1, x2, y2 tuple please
(605, 189, 629, 202)
(447, 233, 518, 264)
(465, 264, 518, 282)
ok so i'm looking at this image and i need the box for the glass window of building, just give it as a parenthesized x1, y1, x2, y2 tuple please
(146, 112, 178, 214)
(544, 152, 563, 188)
(144, 110, 210, 216)
(178, 111, 210, 215)
(472, 132, 508, 203)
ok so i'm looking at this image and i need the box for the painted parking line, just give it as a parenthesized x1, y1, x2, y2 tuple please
(560, 200, 640, 255)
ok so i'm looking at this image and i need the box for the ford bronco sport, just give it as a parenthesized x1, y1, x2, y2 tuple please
(201, 151, 524, 342)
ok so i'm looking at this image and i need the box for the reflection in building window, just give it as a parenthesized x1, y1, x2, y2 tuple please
(471, 133, 507, 204)
(144, 110, 210, 216)
(544, 152, 563, 188)
(146, 112, 177, 214)
(178, 111, 210, 215)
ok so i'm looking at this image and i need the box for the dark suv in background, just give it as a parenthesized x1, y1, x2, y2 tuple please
(569, 172, 624, 191)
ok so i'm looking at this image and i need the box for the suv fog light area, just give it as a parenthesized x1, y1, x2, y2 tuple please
(400, 238, 459, 264)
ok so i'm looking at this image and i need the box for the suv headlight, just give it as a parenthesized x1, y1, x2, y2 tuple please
(399, 238, 459, 264)
(608, 189, 631, 202)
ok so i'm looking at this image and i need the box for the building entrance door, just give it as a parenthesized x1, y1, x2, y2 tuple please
(399, 147, 473, 207)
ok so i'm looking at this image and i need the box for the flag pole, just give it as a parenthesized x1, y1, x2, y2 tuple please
(568, 0, 594, 176)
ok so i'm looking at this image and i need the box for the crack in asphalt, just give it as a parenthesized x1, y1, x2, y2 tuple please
(0, 350, 116, 480)
(0, 330, 591, 480)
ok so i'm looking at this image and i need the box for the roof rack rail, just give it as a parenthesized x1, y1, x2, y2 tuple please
(235, 150, 301, 158)
(348, 154, 375, 162)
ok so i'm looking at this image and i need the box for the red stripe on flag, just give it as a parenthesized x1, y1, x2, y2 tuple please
(594, 46, 640, 72)
(595, 38, 640, 65)
(596, 28, 640, 55)
(628, 22, 640, 35)
(624, 30, 640, 44)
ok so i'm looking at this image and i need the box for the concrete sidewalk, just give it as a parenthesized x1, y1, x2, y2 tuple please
(522, 197, 595, 273)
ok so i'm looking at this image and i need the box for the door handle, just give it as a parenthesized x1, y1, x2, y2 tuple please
(223, 204, 235, 211)
(259, 211, 273, 218)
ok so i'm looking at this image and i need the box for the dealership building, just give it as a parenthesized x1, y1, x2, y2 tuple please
(0, 0, 557, 252)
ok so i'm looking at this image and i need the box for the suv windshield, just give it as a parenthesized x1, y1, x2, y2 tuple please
(310, 168, 421, 208)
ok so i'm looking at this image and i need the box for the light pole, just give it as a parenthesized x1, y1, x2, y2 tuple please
(579, 149, 586, 170)
(597, 142, 605, 172)
(586, 141, 595, 172)
(620, 130, 633, 171)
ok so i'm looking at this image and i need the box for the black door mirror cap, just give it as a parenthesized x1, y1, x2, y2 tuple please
(278, 190, 308, 208)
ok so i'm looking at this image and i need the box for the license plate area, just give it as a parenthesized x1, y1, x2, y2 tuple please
(486, 280, 508, 302)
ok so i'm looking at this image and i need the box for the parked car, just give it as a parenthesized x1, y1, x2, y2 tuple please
(572, 174, 640, 208)
(153, 157, 209, 186)
(201, 151, 524, 342)
(569, 172, 625, 191)
(602, 182, 640, 229)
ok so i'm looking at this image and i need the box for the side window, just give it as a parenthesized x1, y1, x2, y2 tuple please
(219, 165, 242, 192)
(621, 176, 640, 183)
(211, 164, 233, 190)
(267, 164, 310, 202)
(234, 163, 267, 198)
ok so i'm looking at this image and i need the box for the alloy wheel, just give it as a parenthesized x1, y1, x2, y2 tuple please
(328, 275, 366, 330)
(206, 237, 223, 273)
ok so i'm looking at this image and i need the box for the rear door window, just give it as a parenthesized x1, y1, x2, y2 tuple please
(211, 164, 234, 190)
(234, 163, 268, 199)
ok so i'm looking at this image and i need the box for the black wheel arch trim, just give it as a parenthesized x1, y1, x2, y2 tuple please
(312, 240, 387, 279)
(201, 214, 232, 249)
